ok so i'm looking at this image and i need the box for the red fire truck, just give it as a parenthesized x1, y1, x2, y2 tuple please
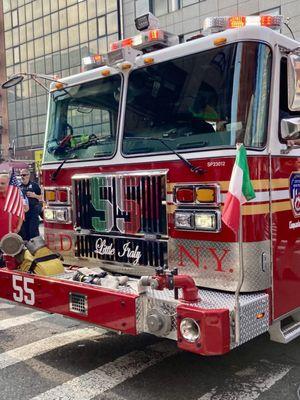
(1, 14, 300, 356)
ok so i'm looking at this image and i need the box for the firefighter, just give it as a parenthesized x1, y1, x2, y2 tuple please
(19, 169, 42, 240)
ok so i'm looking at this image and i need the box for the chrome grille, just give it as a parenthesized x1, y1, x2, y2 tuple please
(73, 172, 167, 236)
(72, 171, 168, 269)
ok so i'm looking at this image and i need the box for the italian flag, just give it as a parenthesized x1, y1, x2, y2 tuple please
(222, 144, 255, 233)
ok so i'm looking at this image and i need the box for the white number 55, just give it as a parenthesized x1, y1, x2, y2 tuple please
(12, 275, 35, 306)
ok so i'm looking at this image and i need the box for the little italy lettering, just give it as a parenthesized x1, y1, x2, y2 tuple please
(95, 238, 142, 265)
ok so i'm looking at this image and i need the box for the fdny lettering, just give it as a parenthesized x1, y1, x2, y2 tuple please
(178, 245, 231, 272)
(45, 232, 73, 252)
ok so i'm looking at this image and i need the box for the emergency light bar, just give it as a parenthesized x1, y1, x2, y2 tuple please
(82, 54, 106, 71)
(203, 15, 284, 34)
(110, 29, 179, 52)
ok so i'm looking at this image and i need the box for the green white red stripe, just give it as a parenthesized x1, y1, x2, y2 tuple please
(222, 144, 255, 233)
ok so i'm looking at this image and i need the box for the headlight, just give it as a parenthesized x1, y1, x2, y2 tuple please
(180, 318, 200, 343)
(194, 211, 219, 231)
(44, 207, 71, 223)
(44, 208, 56, 221)
(174, 212, 193, 229)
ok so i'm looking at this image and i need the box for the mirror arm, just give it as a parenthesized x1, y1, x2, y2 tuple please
(281, 144, 300, 154)
(31, 76, 50, 93)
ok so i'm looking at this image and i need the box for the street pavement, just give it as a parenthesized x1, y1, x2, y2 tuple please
(0, 299, 299, 400)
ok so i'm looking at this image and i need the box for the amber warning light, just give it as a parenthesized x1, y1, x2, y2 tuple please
(203, 15, 284, 34)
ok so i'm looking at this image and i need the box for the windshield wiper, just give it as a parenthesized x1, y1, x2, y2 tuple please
(51, 153, 77, 181)
(128, 137, 206, 175)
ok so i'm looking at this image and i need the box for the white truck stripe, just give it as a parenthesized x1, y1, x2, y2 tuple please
(198, 360, 291, 400)
(30, 341, 179, 400)
(0, 327, 106, 369)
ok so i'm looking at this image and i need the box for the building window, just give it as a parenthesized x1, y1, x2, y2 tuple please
(151, 0, 180, 16)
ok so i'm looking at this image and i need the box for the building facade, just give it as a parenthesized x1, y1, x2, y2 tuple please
(2, 0, 300, 160)
(123, 0, 300, 43)
(2, 0, 121, 160)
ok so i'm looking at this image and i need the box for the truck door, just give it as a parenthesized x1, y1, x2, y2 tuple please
(272, 57, 300, 319)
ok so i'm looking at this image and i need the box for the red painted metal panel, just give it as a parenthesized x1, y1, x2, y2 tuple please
(0, 269, 138, 334)
(176, 304, 230, 356)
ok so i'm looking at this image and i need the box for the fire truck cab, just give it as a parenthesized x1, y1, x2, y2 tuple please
(2, 14, 300, 356)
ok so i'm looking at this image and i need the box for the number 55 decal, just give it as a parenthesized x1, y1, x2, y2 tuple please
(12, 275, 35, 306)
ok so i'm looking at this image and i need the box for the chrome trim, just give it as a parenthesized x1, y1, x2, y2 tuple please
(43, 186, 72, 205)
(173, 183, 221, 207)
(174, 209, 221, 233)
(44, 206, 72, 224)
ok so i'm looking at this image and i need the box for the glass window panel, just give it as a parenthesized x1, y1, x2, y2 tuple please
(16, 101, 23, 119)
(30, 97, 37, 114)
(11, 0, 17, 8)
(23, 101, 30, 118)
(106, 0, 117, 13)
(60, 51, 69, 70)
(59, 8, 67, 29)
(69, 46, 80, 67)
(12, 27, 19, 46)
(78, 1, 87, 20)
(31, 134, 38, 145)
(88, 18, 97, 40)
(34, 37, 44, 58)
(18, 6, 25, 25)
(12, 10, 18, 27)
(52, 32, 60, 52)
(70, 66, 80, 75)
(27, 40, 34, 59)
(51, 12, 59, 32)
(97, 0, 105, 15)
(16, 119, 24, 136)
(97, 16, 106, 37)
(38, 114, 46, 132)
(25, 3, 32, 21)
(61, 68, 69, 77)
(106, 12, 118, 35)
(3, 1, 11, 13)
(67, 4, 78, 26)
(13, 46, 20, 63)
(18, 0, 24, 7)
(87, 0, 96, 19)
(37, 95, 47, 115)
(18, 136, 25, 148)
(22, 78, 29, 97)
(34, 18, 43, 38)
(33, 0, 43, 19)
(5, 31, 12, 48)
(58, 0, 66, 9)
(80, 43, 89, 59)
(8, 103, 16, 120)
(68, 25, 79, 47)
(35, 57, 45, 73)
(19, 25, 26, 44)
(60, 29, 68, 49)
(44, 35, 52, 54)
(45, 55, 53, 74)
(20, 43, 27, 62)
(43, 0, 50, 15)
(53, 53, 61, 71)
(89, 40, 98, 55)
(168, 0, 180, 12)
(31, 116, 38, 133)
(43, 15, 51, 35)
(153, 0, 168, 16)
(4, 13, 12, 31)
(24, 135, 32, 147)
(79, 22, 88, 43)
(50, 0, 58, 12)
(9, 121, 17, 140)
(26, 22, 33, 41)
(98, 36, 107, 53)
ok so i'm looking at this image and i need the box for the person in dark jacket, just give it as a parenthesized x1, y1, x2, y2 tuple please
(19, 169, 42, 240)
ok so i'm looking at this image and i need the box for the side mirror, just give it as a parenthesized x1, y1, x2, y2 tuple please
(288, 54, 300, 111)
(281, 117, 300, 139)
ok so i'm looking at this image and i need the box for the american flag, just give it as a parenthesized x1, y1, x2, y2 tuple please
(4, 169, 25, 220)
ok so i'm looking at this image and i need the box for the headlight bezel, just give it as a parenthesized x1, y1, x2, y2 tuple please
(43, 206, 72, 224)
(179, 318, 201, 343)
(174, 209, 221, 232)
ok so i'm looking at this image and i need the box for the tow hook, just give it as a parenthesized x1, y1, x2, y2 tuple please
(140, 267, 200, 302)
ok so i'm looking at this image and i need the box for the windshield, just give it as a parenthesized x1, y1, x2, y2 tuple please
(44, 74, 121, 162)
(123, 42, 271, 155)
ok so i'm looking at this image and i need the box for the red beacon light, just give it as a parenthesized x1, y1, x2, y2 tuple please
(203, 15, 284, 34)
